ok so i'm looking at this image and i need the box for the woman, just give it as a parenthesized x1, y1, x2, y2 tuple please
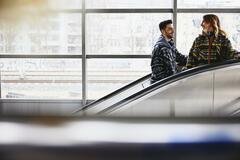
(186, 14, 237, 69)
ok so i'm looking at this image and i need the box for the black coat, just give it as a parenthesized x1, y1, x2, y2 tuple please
(151, 35, 187, 83)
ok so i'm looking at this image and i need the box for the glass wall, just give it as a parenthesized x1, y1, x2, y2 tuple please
(0, 0, 82, 99)
(0, 13, 82, 54)
(88, 59, 150, 99)
(0, 0, 239, 102)
(86, 13, 171, 55)
(1, 59, 82, 99)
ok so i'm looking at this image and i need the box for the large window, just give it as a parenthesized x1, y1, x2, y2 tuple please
(0, 0, 239, 104)
(87, 59, 150, 99)
(0, 13, 82, 54)
(0, 59, 82, 99)
(86, 13, 171, 55)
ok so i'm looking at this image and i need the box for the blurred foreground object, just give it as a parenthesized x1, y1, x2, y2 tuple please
(1, 117, 240, 160)
(0, 0, 48, 23)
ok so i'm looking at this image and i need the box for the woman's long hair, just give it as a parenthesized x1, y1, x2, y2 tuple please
(203, 14, 227, 37)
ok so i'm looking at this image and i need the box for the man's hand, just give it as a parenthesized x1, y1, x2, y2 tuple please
(235, 52, 240, 59)
(181, 66, 188, 71)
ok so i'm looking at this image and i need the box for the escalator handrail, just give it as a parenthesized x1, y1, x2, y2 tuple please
(73, 73, 152, 113)
(99, 60, 240, 114)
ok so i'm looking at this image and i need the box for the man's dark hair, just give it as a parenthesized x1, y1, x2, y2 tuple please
(159, 20, 172, 31)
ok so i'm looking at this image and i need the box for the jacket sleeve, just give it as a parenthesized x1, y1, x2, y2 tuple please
(175, 49, 187, 66)
(186, 39, 199, 69)
(222, 38, 237, 60)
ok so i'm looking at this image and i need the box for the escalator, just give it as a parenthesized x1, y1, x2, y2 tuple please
(74, 72, 152, 114)
(75, 60, 240, 117)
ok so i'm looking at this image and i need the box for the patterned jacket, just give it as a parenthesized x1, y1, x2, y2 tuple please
(151, 35, 187, 83)
(186, 32, 237, 69)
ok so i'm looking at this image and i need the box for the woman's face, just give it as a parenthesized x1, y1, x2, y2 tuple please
(201, 20, 213, 32)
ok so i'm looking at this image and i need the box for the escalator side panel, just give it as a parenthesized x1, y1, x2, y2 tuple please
(214, 68, 240, 115)
(109, 72, 214, 117)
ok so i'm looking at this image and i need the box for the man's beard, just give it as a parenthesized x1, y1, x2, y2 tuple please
(166, 33, 173, 39)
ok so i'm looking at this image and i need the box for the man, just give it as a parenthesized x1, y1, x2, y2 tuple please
(151, 20, 187, 83)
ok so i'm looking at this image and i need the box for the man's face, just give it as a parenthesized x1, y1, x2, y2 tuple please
(162, 24, 174, 39)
